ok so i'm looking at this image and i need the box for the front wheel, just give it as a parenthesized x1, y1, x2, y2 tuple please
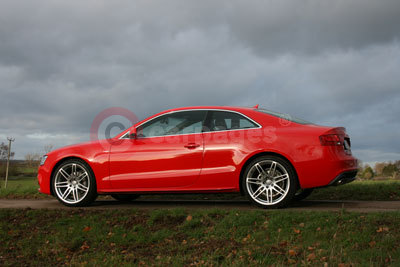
(52, 159, 97, 207)
(242, 156, 297, 209)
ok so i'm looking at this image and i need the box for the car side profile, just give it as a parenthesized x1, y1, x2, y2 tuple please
(37, 106, 358, 208)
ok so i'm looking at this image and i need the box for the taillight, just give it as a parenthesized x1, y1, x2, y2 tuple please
(319, 134, 342, 146)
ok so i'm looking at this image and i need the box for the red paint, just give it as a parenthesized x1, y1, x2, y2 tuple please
(38, 106, 358, 196)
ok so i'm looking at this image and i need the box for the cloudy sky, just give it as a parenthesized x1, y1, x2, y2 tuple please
(1, 0, 399, 164)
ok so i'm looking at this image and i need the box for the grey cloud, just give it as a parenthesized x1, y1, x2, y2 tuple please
(225, 0, 400, 56)
(0, 0, 399, 164)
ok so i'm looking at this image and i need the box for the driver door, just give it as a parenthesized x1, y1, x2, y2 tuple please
(109, 110, 207, 190)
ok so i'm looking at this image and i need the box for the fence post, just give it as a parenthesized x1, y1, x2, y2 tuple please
(4, 137, 15, 189)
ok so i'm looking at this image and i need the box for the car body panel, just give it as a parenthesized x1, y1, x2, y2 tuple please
(38, 140, 111, 195)
(38, 106, 358, 196)
(108, 134, 204, 190)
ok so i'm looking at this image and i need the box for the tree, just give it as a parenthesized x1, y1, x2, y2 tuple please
(394, 160, 400, 179)
(382, 163, 399, 177)
(362, 165, 375, 180)
(356, 161, 365, 178)
(0, 142, 15, 161)
(374, 162, 386, 176)
(25, 153, 41, 167)
(44, 144, 54, 154)
(0, 142, 16, 180)
(395, 160, 400, 170)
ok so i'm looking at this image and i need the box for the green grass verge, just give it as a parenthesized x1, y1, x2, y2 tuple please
(0, 177, 46, 199)
(0, 165, 38, 177)
(1, 178, 400, 201)
(141, 180, 400, 201)
(309, 180, 400, 201)
(0, 209, 399, 266)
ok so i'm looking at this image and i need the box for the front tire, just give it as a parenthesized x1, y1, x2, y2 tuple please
(52, 159, 97, 207)
(242, 156, 297, 209)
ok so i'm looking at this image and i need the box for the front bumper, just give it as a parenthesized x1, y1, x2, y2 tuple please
(37, 164, 52, 195)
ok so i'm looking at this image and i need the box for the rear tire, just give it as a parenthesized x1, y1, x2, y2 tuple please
(52, 159, 97, 207)
(242, 155, 297, 209)
(293, 188, 314, 201)
(111, 194, 140, 202)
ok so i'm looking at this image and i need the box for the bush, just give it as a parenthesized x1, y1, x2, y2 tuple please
(0, 162, 19, 177)
(360, 165, 374, 180)
(382, 164, 399, 177)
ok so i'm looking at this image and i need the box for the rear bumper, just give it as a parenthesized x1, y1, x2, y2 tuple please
(328, 170, 358, 186)
(296, 149, 359, 188)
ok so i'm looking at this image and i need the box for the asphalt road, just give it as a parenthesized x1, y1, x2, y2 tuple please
(1, 199, 400, 212)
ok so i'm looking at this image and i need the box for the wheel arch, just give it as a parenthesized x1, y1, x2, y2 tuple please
(238, 151, 299, 195)
(50, 156, 96, 196)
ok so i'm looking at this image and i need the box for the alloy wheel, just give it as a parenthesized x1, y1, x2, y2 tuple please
(246, 160, 290, 206)
(54, 163, 90, 204)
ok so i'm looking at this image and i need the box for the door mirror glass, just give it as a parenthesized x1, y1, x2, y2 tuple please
(129, 128, 137, 139)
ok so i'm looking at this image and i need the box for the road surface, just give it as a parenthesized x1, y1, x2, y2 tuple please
(0, 199, 399, 212)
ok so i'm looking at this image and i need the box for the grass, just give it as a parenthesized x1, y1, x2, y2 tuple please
(1, 178, 400, 201)
(0, 208, 399, 266)
(140, 180, 400, 202)
(0, 177, 47, 199)
(0, 164, 38, 177)
(309, 180, 400, 201)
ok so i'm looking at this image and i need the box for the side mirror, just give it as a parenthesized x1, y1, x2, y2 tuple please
(129, 128, 137, 139)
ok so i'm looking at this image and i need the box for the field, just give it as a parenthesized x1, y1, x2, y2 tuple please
(1, 162, 400, 201)
(0, 178, 45, 199)
(1, 176, 400, 201)
(1, 208, 400, 266)
(309, 180, 400, 201)
(1, 165, 400, 266)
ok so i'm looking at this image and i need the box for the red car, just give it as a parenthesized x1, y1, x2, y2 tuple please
(37, 106, 358, 208)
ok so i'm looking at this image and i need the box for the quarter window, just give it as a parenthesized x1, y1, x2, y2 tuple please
(137, 110, 207, 138)
(206, 111, 258, 132)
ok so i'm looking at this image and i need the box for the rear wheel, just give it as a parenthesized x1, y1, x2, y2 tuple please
(293, 188, 314, 201)
(111, 194, 140, 202)
(242, 156, 297, 209)
(52, 159, 97, 207)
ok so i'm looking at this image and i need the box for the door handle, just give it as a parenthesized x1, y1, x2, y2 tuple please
(184, 143, 200, 149)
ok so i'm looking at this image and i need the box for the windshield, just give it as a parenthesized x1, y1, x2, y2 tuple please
(256, 108, 312, 125)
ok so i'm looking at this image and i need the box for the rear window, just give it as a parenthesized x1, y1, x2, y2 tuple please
(206, 110, 259, 131)
(256, 109, 312, 125)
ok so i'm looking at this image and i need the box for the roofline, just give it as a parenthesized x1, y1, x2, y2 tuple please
(161, 105, 256, 113)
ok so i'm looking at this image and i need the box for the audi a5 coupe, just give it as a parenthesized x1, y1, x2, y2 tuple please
(38, 106, 358, 208)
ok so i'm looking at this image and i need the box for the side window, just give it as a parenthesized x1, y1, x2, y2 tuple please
(137, 110, 207, 138)
(206, 111, 258, 131)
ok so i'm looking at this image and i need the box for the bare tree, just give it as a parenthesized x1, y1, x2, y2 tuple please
(395, 160, 400, 170)
(44, 144, 54, 154)
(0, 142, 14, 161)
(25, 153, 41, 167)
(374, 162, 386, 176)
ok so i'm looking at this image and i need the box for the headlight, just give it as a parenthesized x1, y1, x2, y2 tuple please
(40, 155, 48, 166)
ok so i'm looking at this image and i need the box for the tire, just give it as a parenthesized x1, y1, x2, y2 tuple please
(293, 188, 314, 201)
(111, 194, 140, 202)
(242, 155, 297, 209)
(52, 159, 97, 207)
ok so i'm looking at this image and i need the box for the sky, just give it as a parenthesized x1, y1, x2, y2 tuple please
(0, 0, 399, 165)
